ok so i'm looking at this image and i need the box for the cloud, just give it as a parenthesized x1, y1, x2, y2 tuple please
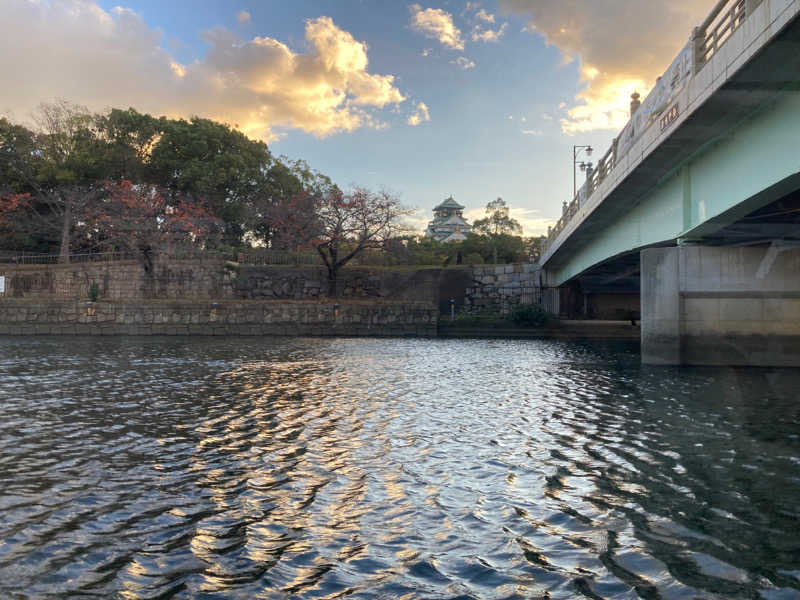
(472, 22, 507, 43)
(407, 102, 430, 126)
(451, 56, 476, 70)
(475, 9, 495, 23)
(236, 10, 250, 25)
(0, 1, 406, 141)
(409, 4, 464, 50)
(520, 129, 542, 135)
(499, 0, 709, 133)
(464, 206, 550, 236)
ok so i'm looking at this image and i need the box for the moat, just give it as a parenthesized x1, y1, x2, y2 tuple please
(1, 337, 799, 599)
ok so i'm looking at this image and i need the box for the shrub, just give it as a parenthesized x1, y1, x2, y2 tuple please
(464, 252, 484, 265)
(509, 304, 549, 327)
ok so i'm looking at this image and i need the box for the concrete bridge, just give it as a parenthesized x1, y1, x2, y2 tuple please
(539, 0, 800, 366)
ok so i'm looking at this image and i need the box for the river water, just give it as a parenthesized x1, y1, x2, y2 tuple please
(1, 337, 799, 599)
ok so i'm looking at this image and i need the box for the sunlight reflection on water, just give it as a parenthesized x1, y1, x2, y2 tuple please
(1, 336, 799, 599)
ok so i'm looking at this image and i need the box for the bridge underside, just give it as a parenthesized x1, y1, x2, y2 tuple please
(559, 183, 800, 327)
(539, 10, 800, 364)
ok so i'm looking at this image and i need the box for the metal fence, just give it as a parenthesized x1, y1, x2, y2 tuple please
(0, 251, 138, 265)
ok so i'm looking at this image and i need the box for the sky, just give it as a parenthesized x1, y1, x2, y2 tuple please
(0, 0, 713, 235)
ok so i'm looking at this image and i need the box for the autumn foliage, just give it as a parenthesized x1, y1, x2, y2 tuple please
(274, 186, 411, 294)
(82, 181, 221, 270)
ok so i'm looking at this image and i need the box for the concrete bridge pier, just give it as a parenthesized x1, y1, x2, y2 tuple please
(642, 245, 800, 366)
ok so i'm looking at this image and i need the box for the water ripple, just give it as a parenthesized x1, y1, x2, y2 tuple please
(1, 336, 799, 599)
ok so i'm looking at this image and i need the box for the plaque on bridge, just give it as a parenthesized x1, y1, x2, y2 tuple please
(660, 104, 679, 131)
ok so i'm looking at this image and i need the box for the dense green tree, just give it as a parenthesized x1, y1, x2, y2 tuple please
(458, 233, 525, 264)
(0, 102, 108, 260)
(472, 198, 522, 236)
(0, 105, 323, 256)
(147, 116, 277, 246)
(96, 108, 162, 182)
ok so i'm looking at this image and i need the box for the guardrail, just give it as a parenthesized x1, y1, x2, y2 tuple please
(0, 252, 138, 264)
(0, 249, 237, 265)
(544, 0, 762, 254)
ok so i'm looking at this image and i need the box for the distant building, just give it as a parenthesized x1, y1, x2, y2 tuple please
(425, 196, 472, 242)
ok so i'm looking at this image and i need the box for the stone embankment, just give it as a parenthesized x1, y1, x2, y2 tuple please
(0, 299, 437, 337)
(463, 263, 541, 314)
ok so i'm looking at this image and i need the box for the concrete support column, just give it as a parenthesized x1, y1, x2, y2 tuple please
(642, 245, 800, 366)
(641, 248, 682, 364)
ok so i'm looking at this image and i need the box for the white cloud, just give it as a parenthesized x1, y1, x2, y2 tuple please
(520, 116, 526, 122)
(521, 129, 542, 135)
(499, 0, 708, 133)
(409, 4, 464, 50)
(0, 2, 406, 141)
(407, 101, 431, 126)
(236, 10, 250, 25)
(472, 22, 507, 43)
(475, 9, 495, 23)
(451, 56, 476, 70)
(541, 113, 553, 121)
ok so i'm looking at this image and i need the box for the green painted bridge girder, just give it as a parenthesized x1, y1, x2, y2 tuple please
(547, 89, 800, 287)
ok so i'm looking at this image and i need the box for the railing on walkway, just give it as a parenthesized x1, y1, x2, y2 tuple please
(694, 0, 761, 70)
(544, 0, 762, 254)
(236, 250, 323, 266)
(0, 249, 238, 265)
(0, 251, 138, 265)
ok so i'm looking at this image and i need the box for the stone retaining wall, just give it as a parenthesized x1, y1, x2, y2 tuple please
(0, 259, 232, 300)
(464, 263, 542, 314)
(0, 260, 545, 316)
(0, 300, 437, 337)
(0, 260, 452, 304)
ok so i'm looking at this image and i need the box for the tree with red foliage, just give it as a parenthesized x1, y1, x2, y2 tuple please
(274, 186, 411, 295)
(85, 180, 221, 277)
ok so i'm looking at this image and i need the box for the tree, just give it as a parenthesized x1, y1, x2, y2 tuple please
(275, 186, 411, 295)
(0, 102, 107, 260)
(0, 105, 325, 255)
(84, 180, 221, 279)
(458, 232, 526, 264)
(472, 198, 523, 264)
(95, 108, 162, 182)
(147, 116, 281, 247)
(472, 197, 522, 236)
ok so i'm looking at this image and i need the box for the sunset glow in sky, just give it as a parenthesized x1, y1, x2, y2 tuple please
(0, 0, 713, 234)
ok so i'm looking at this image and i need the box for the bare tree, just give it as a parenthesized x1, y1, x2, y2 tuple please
(275, 186, 411, 295)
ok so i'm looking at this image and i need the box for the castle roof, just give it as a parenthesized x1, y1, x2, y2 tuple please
(433, 196, 464, 211)
(441, 214, 469, 226)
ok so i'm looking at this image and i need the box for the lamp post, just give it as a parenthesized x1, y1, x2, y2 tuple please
(573, 144, 593, 200)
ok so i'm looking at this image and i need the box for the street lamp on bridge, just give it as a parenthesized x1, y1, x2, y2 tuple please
(573, 144, 593, 200)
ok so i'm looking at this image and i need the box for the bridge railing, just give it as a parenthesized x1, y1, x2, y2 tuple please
(694, 0, 761, 70)
(544, 0, 763, 254)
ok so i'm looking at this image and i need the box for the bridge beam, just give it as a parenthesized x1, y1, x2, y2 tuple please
(642, 245, 800, 366)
